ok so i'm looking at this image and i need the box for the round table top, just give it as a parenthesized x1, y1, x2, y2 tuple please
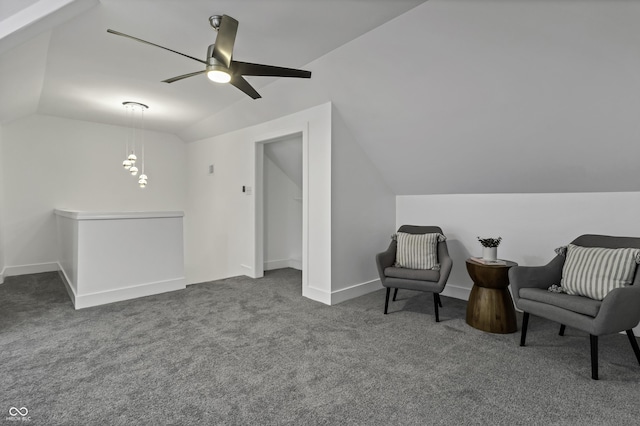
(465, 258, 518, 291)
(466, 258, 518, 268)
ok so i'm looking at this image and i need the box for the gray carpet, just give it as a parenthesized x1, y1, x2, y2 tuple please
(1, 269, 640, 425)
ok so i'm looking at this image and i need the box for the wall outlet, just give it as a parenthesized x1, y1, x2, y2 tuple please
(208, 164, 214, 174)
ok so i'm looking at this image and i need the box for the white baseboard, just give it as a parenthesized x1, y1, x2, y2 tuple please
(57, 267, 76, 305)
(264, 258, 302, 271)
(331, 278, 383, 305)
(58, 260, 186, 309)
(303, 284, 331, 305)
(441, 283, 471, 301)
(289, 258, 302, 270)
(69, 277, 186, 309)
(3, 262, 59, 277)
(264, 259, 289, 270)
(327, 280, 470, 306)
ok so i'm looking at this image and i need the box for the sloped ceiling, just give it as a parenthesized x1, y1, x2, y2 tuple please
(0, 31, 50, 123)
(0, 0, 99, 53)
(0, 0, 427, 133)
(264, 135, 303, 190)
(0, 0, 41, 21)
(2, 0, 640, 195)
(182, 0, 640, 195)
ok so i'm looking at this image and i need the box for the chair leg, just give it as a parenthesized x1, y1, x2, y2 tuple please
(392, 288, 399, 301)
(559, 324, 566, 336)
(384, 288, 390, 315)
(520, 312, 529, 347)
(590, 334, 599, 380)
(436, 293, 443, 308)
(626, 330, 640, 365)
(432, 293, 440, 322)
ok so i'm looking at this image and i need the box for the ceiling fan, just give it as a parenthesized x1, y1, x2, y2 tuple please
(107, 15, 311, 99)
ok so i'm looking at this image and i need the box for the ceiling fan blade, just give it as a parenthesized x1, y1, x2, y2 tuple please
(162, 70, 207, 83)
(232, 61, 311, 78)
(212, 15, 238, 68)
(230, 75, 261, 99)
(107, 29, 207, 65)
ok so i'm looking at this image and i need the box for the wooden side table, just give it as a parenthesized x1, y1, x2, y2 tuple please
(465, 258, 518, 334)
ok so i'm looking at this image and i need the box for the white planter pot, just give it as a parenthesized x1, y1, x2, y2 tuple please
(482, 247, 497, 261)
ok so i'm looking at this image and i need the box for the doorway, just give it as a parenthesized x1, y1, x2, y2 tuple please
(254, 130, 307, 290)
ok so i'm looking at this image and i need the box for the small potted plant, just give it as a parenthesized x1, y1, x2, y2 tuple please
(477, 237, 502, 261)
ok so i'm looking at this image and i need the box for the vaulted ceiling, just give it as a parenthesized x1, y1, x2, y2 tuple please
(0, 0, 427, 133)
(2, 0, 640, 195)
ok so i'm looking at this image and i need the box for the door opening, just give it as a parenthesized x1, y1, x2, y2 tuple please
(254, 130, 307, 292)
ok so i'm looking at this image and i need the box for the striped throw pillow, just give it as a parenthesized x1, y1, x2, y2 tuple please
(561, 244, 640, 300)
(395, 232, 445, 270)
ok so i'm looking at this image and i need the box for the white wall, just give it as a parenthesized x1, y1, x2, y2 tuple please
(263, 154, 302, 270)
(397, 192, 640, 300)
(186, 102, 395, 305)
(1, 114, 186, 274)
(55, 210, 185, 309)
(185, 103, 332, 303)
(330, 108, 396, 303)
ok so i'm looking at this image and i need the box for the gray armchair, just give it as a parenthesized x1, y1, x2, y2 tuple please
(510, 234, 640, 380)
(376, 225, 453, 322)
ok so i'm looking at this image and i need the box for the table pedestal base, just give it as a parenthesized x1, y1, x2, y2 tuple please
(466, 285, 517, 334)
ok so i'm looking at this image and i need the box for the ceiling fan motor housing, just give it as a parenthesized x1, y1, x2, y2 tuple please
(206, 44, 231, 82)
(206, 44, 222, 66)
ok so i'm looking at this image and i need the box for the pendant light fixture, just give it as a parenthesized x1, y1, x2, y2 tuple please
(121, 101, 149, 188)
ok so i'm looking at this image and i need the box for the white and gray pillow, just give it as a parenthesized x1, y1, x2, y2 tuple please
(561, 244, 640, 300)
(394, 232, 445, 270)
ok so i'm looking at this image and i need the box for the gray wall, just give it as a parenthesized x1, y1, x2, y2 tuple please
(331, 108, 395, 291)
(180, 0, 640, 195)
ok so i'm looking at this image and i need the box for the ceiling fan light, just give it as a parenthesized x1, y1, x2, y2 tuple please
(207, 69, 231, 83)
